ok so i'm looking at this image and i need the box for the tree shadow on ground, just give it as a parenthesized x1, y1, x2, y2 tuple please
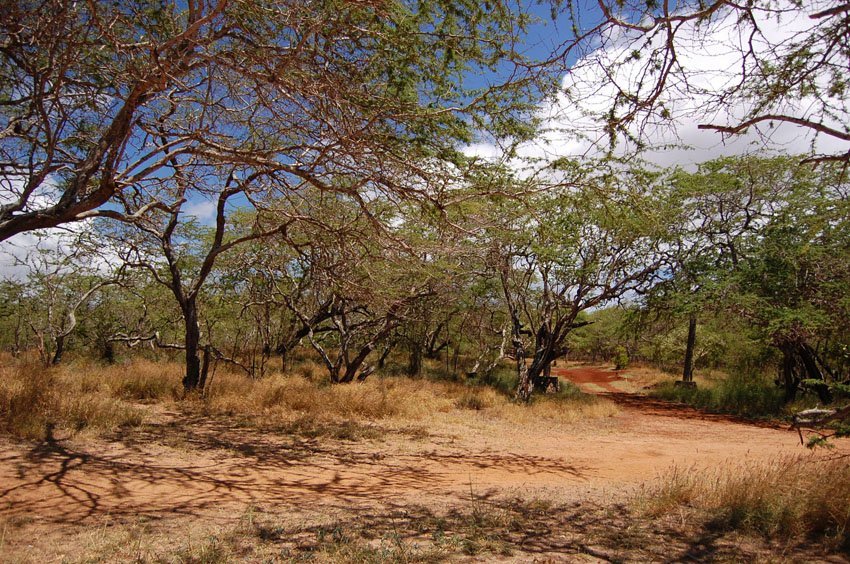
(603, 392, 788, 430)
(233, 496, 838, 563)
(0, 412, 585, 525)
(0, 412, 839, 562)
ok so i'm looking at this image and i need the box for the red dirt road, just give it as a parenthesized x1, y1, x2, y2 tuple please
(555, 365, 630, 393)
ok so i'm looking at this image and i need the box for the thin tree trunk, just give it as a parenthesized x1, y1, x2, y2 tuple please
(407, 343, 422, 376)
(799, 343, 832, 404)
(101, 340, 115, 364)
(780, 344, 798, 402)
(514, 338, 532, 402)
(377, 344, 392, 369)
(51, 335, 65, 365)
(182, 300, 202, 391)
(682, 315, 697, 383)
(198, 344, 212, 392)
(279, 346, 288, 374)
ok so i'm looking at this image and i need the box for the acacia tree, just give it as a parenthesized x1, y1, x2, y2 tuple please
(0, 0, 548, 244)
(486, 161, 681, 401)
(50, 0, 553, 390)
(0, 0, 231, 240)
(115, 174, 291, 391)
(217, 236, 339, 377)
(272, 195, 454, 384)
(661, 156, 850, 401)
(3, 231, 124, 365)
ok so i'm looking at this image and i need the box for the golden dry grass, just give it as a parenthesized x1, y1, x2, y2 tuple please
(202, 367, 617, 430)
(0, 360, 147, 440)
(638, 455, 850, 548)
(618, 362, 731, 392)
(0, 356, 616, 441)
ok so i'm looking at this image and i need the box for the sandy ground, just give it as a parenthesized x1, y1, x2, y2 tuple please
(1, 365, 847, 560)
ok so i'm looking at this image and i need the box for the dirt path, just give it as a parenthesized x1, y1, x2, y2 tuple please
(1, 366, 847, 560)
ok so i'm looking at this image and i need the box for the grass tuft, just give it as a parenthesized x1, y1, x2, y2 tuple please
(0, 361, 144, 440)
(639, 455, 850, 548)
(0, 356, 616, 441)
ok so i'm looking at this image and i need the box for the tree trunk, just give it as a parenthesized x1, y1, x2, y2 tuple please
(799, 343, 832, 404)
(514, 338, 532, 402)
(340, 344, 375, 383)
(182, 300, 202, 392)
(407, 343, 422, 376)
(51, 335, 66, 365)
(424, 323, 449, 360)
(198, 344, 212, 392)
(528, 355, 559, 393)
(780, 344, 799, 402)
(279, 346, 289, 374)
(777, 341, 832, 404)
(682, 315, 697, 383)
(377, 344, 392, 369)
(101, 340, 115, 364)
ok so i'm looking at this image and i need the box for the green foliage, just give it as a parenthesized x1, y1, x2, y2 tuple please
(652, 373, 786, 418)
(638, 156, 850, 405)
(632, 315, 770, 374)
(567, 308, 633, 362)
(613, 345, 629, 370)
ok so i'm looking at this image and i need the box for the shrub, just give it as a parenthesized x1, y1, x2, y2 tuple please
(651, 372, 786, 418)
(109, 360, 179, 401)
(614, 346, 629, 370)
(640, 456, 850, 548)
(0, 361, 143, 440)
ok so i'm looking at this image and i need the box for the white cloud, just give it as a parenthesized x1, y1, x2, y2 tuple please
(468, 1, 848, 170)
(182, 197, 217, 223)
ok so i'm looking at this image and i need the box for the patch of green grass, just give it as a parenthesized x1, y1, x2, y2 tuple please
(550, 379, 587, 401)
(651, 372, 786, 418)
(474, 364, 517, 396)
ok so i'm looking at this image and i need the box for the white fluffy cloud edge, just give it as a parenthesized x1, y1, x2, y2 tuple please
(465, 0, 848, 169)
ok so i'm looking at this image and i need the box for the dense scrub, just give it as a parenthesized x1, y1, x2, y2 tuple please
(650, 372, 787, 418)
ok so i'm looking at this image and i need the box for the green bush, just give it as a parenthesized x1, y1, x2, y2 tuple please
(652, 372, 786, 418)
(614, 346, 629, 370)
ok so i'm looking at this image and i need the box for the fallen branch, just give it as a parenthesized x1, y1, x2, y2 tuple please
(791, 406, 850, 446)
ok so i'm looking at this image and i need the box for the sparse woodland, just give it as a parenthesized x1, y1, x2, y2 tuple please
(2, 0, 850, 560)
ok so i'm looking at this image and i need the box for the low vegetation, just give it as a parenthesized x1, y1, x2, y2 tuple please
(650, 372, 788, 418)
(10, 476, 845, 562)
(0, 359, 149, 440)
(640, 456, 850, 551)
(0, 355, 616, 442)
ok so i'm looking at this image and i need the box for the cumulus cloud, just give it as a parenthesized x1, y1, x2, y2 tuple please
(469, 1, 848, 169)
(182, 197, 218, 223)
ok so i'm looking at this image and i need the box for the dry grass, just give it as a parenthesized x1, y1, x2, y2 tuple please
(0, 355, 615, 441)
(203, 370, 456, 422)
(0, 360, 149, 440)
(202, 368, 617, 431)
(492, 393, 619, 425)
(638, 455, 850, 549)
(618, 362, 722, 390)
(12, 496, 560, 563)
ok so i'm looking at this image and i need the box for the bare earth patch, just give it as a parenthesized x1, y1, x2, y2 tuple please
(1, 366, 848, 562)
